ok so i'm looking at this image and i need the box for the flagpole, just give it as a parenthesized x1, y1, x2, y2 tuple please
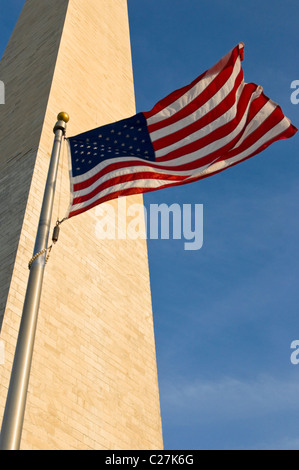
(0, 112, 69, 451)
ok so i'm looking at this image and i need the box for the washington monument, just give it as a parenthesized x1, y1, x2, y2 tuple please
(0, 0, 163, 450)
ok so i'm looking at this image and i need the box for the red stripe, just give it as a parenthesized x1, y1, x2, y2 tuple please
(74, 159, 152, 191)
(217, 97, 291, 162)
(73, 157, 208, 192)
(73, 87, 267, 194)
(155, 82, 260, 162)
(68, 121, 296, 220)
(143, 69, 207, 121)
(143, 45, 243, 123)
(152, 68, 244, 151)
(73, 158, 196, 193)
(147, 46, 242, 134)
(227, 121, 297, 164)
(73, 171, 189, 206)
(68, 42, 298, 221)
(68, 187, 151, 219)
(152, 90, 269, 171)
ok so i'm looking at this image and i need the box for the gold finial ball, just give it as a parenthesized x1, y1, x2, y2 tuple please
(57, 112, 70, 123)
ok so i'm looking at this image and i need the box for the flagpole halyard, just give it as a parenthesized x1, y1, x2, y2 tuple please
(0, 113, 69, 451)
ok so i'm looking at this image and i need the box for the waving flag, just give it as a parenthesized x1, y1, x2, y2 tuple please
(67, 43, 297, 219)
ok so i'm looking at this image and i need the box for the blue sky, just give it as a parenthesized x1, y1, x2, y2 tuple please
(1, 0, 299, 450)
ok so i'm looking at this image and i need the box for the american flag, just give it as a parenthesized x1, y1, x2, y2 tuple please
(67, 43, 297, 219)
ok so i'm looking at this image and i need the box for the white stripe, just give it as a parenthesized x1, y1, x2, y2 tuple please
(71, 155, 148, 185)
(227, 98, 274, 149)
(159, 116, 291, 183)
(149, 58, 243, 143)
(72, 163, 204, 199)
(65, 139, 75, 218)
(190, 116, 291, 180)
(72, 91, 254, 200)
(154, 80, 246, 158)
(71, 91, 279, 200)
(72, 86, 270, 198)
(154, 86, 263, 165)
(225, 115, 291, 165)
(70, 176, 185, 214)
(70, 116, 290, 215)
(146, 46, 239, 126)
(71, 152, 194, 188)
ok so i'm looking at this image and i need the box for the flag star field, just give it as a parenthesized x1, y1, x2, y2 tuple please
(69, 113, 155, 178)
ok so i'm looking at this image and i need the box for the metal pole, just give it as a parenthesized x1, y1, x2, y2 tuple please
(0, 112, 69, 451)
